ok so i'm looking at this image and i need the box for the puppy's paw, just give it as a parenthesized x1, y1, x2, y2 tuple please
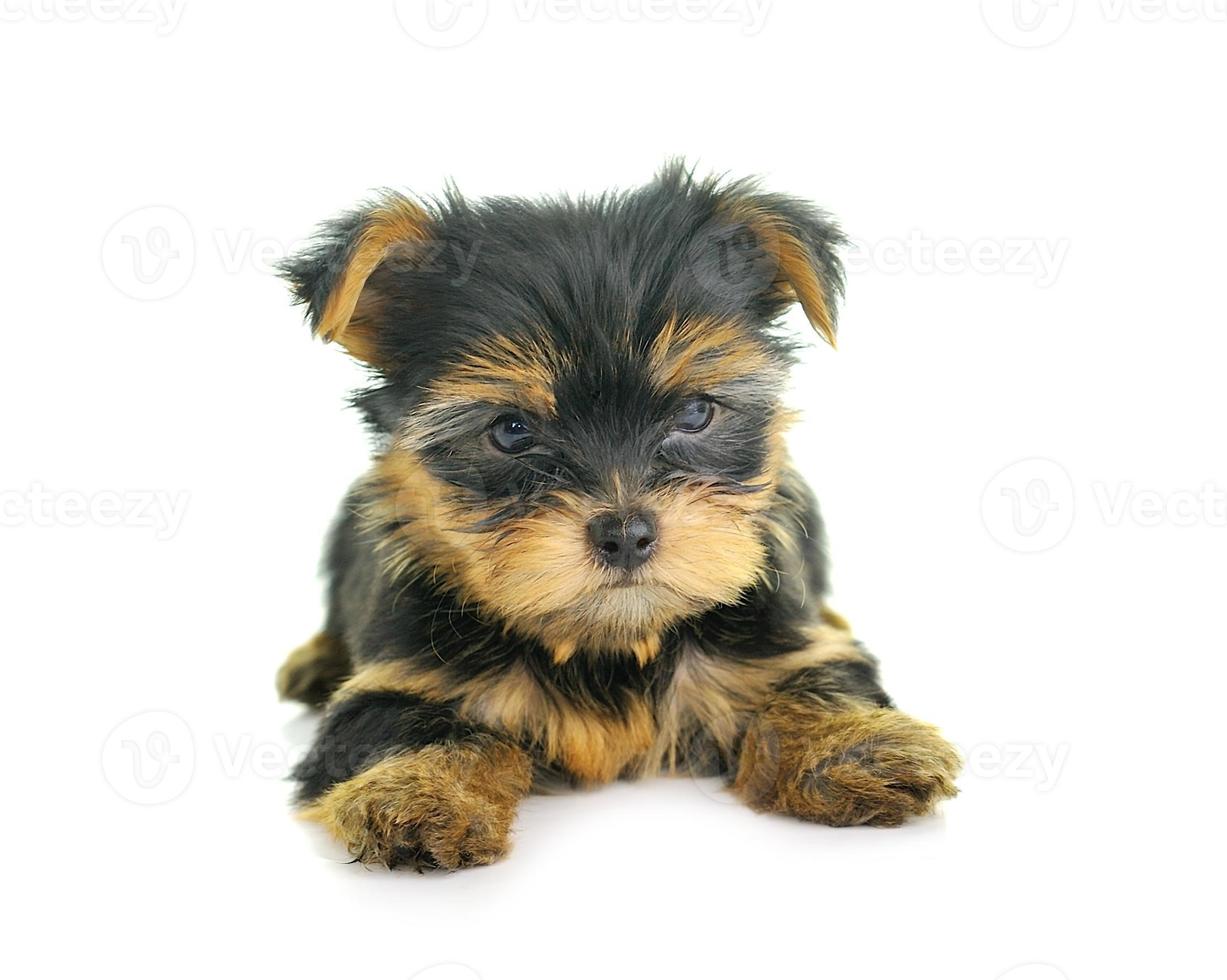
(733, 704, 961, 827)
(276, 633, 351, 707)
(300, 740, 532, 870)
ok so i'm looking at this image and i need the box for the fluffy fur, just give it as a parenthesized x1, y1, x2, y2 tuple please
(277, 162, 960, 870)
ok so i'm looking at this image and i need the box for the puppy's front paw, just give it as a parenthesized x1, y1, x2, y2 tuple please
(300, 740, 532, 870)
(733, 704, 961, 827)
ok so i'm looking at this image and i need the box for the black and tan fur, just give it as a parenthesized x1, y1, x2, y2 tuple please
(277, 163, 960, 870)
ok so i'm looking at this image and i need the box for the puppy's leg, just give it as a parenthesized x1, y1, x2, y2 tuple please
(276, 632, 352, 707)
(732, 643, 961, 827)
(292, 667, 532, 870)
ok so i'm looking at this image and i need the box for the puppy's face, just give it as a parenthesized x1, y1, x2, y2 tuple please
(283, 165, 844, 660)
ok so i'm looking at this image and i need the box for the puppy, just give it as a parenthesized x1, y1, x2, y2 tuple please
(276, 163, 960, 870)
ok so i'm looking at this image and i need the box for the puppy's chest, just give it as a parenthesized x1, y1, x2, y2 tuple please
(457, 644, 756, 784)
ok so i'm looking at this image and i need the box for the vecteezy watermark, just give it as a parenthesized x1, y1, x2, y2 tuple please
(981, 0, 1077, 47)
(103, 717, 304, 805)
(846, 233, 1070, 288)
(982, 0, 1227, 49)
(0, 483, 190, 540)
(213, 732, 307, 782)
(101, 206, 195, 300)
(1098, 0, 1227, 20)
(1090, 480, 1227, 528)
(107, 719, 504, 807)
(982, 458, 1227, 552)
(102, 206, 483, 301)
(213, 227, 482, 284)
(512, 0, 771, 33)
(101, 711, 196, 805)
(981, 458, 1077, 553)
(0, 0, 187, 34)
(961, 741, 1070, 792)
(684, 218, 782, 305)
(394, 0, 489, 47)
(395, 0, 772, 48)
(689, 738, 1071, 802)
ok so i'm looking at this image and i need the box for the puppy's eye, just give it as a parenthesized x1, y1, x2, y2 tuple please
(490, 415, 536, 453)
(673, 397, 715, 433)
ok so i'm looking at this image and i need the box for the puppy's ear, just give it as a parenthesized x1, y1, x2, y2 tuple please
(717, 187, 847, 348)
(279, 191, 434, 367)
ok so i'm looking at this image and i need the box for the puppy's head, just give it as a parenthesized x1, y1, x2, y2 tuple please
(282, 163, 844, 662)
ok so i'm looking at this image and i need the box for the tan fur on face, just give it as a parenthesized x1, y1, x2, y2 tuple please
(362, 443, 784, 660)
(420, 332, 561, 422)
(358, 308, 802, 661)
(647, 314, 781, 394)
(300, 738, 532, 869)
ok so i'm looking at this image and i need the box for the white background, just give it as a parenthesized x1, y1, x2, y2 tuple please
(2, 2, 1224, 979)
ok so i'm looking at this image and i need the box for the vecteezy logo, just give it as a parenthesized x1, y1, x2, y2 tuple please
(394, 0, 489, 48)
(101, 205, 195, 300)
(101, 710, 196, 805)
(685, 218, 779, 304)
(981, 0, 1076, 48)
(981, 457, 1076, 553)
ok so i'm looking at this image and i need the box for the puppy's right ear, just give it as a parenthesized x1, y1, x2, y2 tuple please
(279, 191, 434, 367)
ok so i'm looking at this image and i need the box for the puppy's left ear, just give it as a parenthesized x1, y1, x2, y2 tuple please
(279, 191, 435, 367)
(719, 189, 847, 348)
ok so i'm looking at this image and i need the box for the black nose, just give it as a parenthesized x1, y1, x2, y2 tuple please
(588, 512, 658, 571)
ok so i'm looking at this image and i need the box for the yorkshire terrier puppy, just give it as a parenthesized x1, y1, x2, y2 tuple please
(277, 163, 960, 870)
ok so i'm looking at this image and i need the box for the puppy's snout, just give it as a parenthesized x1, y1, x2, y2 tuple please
(588, 512, 658, 571)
